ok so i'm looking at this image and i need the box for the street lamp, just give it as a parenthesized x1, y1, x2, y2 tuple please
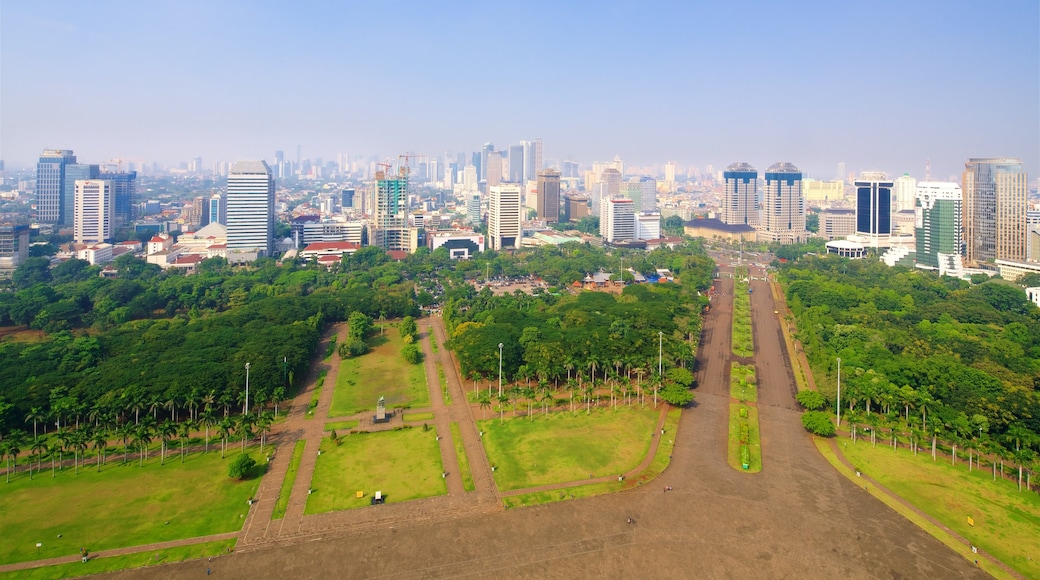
(498, 343, 504, 397)
(244, 362, 251, 416)
(835, 357, 841, 429)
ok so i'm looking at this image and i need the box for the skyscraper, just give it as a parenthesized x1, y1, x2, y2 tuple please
(536, 169, 561, 223)
(226, 160, 275, 257)
(63, 163, 100, 227)
(915, 182, 963, 271)
(592, 168, 622, 216)
(962, 158, 1028, 264)
(508, 145, 524, 183)
(721, 163, 758, 227)
(74, 179, 114, 244)
(893, 173, 917, 212)
(480, 143, 494, 182)
(35, 149, 77, 224)
(486, 152, 504, 187)
(532, 139, 543, 178)
(854, 171, 893, 247)
(373, 170, 415, 252)
(762, 162, 807, 244)
(488, 183, 521, 250)
(103, 170, 137, 226)
(208, 193, 227, 226)
(600, 198, 635, 243)
(466, 193, 482, 225)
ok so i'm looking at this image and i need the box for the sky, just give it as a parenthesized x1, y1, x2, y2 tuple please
(1, 0, 1038, 181)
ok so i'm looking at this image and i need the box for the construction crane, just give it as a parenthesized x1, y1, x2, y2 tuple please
(397, 153, 426, 177)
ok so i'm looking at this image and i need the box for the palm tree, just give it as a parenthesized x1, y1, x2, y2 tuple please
(497, 393, 509, 422)
(31, 437, 47, 479)
(1005, 423, 1037, 492)
(257, 411, 273, 455)
(163, 397, 178, 423)
(478, 393, 492, 421)
(238, 414, 255, 452)
(178, 420, 193, 463)
(133, 423, 153, 467)
(0, 440, 9, 483)
(117, 422, 134, 464)
(3, 431, 25, 483)
(55, 428, 71, 470)
(158, 420, 176, 465)
(71, 430, 88, 474)
(25, 407, 45, 442)
(272, 387, 285, 417)
(92, 428, 109, 472)
(218, 418, 234, 458)
(200, 407, 215, 453)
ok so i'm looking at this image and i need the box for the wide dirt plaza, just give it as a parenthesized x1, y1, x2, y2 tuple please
(104, 268, 987, 580)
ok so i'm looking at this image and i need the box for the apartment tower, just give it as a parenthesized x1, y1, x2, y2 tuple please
(962, 158, 1028, 264)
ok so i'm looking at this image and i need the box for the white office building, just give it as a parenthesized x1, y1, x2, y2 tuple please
(489, 183, 522, 250)
(226, 160, 275, 257)
(600, 198, 635, 243)
(74, 179, 114, 243)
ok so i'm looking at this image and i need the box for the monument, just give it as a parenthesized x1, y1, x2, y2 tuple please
(373, 396, 391, 424)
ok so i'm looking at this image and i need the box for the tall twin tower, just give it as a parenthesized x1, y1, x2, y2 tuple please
(721, 162, 808, 244)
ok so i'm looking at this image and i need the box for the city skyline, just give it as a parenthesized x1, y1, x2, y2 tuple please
(1, 1, 1038, 180)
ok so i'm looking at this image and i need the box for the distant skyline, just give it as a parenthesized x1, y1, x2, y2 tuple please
(2, 0, 1037, 181)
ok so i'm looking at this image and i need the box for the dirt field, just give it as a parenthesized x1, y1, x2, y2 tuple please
(100, 268, 987, 579)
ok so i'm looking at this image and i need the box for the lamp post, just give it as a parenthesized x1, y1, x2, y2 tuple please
(282, 356, 287, 386)
(835, 357, 841, 429)
(244, 362, 251, 417)
(498, 343, 504, 397)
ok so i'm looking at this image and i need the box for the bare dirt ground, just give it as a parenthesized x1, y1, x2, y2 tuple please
(99, 271, 987, 580)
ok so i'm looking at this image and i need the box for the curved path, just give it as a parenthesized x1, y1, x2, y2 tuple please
(92, 274, 989, 579)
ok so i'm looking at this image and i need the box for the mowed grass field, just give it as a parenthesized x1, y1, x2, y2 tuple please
(730, 362, 757, 402)
(840, 442, 1040, 579)
(0, 450, 262, 565)
(328, 331, 430, 417)
(479, 408, 659, 491)
(727, 404, 761, 473)
(305, 427, 446, 514)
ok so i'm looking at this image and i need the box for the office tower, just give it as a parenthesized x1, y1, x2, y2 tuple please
(592, 168, 623, 216)
(536, 169, 561, 222)
(373, 170, 415, 252)
(486, 152, 503, 187)
(854, 172, 893, 247)
(189, 157, 203, 174)
(471, 152, 482, 182)
(101, 170, 137, 226)
(207, 193, 227, 226)
(341, 188, 356, 209)
(762, 162, 807, 244)
(893, 173, 917, 212)
(600, 198, 635, 243)
(74, 179, 114, 244)
(275, 150, 284, 165)
(226, 160, 275, 257)
(35, 150, 77, 224)
(802, 179, 845, 203)
(635, 213, 661, 240)
(508, 145, 524, 183)
(467, 193, 482, 225)
(915, 182, 963, 270)
(962, 158, 1028, 264)
(721, 162, 759, 226)
(522, 141, 534, 182)
(481, 143, 494, 182)
(63, 163, 101, 227)
(0, 225, 30, 277)
(463, 165, 478, 192)
(665, 162, 676, 183)
(488, 183, 521, 250)
(533, 139, 543, 177)
(563, 160, 579, 178)
(837, 162, 847, 183)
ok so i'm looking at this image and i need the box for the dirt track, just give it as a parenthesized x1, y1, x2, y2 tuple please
(100, 271, 987, 579)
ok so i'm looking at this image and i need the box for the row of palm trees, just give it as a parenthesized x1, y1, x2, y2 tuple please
(0, 406, 276, 483)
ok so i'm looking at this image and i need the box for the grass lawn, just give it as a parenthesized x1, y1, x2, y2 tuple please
(404, 412, 435, 423)
(478, 407, 658, 492)
(304, 371, 326, 421)
(729, 362, 757, 402)
(449, 422, 474, 492)
(0, 449, 263, 565)
(323, 420, 359, 431)
(272, 440, 306, 520)
(837, 440, 1039, 579)
(305, 427, 446, 514)
(328, 333, 430, 417)
(438, 367, 450, 404)
(727, 403, 761, 473)
(0, 539, 237, 580)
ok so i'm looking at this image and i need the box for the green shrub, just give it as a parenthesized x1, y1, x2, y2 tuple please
(801, 411, 836, 436)
(796, 390, 827, 411)
(228, 453, 257, 479)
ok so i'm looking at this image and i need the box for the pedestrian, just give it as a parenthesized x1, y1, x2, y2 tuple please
(207, 567, 212, 575)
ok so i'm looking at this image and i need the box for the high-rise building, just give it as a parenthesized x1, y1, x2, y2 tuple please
(466, 193, 482, 225)
(915, 182, 963, 271)
(35, 149, 77, 224)
(600, 198, 635, 243)
(508, 145, 524, 183)
(63, 163, 100, 227)
(761, 162, 808, 244)
(532, 139, 543, 177)
(522, 141, 534, 182)
(592, 168, 623, 216)
(802, 179, 845, 203)
(0, 225, 30, 277)
(721, 163, 758, 226)
(208, 193, 227, 226)
(486, 152, 504, 187)
(74, 179, 115, 244)
(226, 160, 275, 257)
(837, 162, 847, 183)
(480, 143, 494, 182)
(854, 172, 893, 247)
(962, 158, 1028, 264)
(488, 183, 521, 250)
(373, 171, 415, 252)
(536, 169, 561, 222)
(100, 171, 137, 226)
(893, 173, 917, 212)
(635, 213, 661, 241)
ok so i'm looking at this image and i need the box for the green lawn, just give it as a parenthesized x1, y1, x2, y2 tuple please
(727, 403, 761, 473)
(323, 420, 359, 431)
(731, 279, 754, 357)
(840, 441, 1040, 579)
(304, 371, 326, 421)
(0, 539, 236, 580)
(328, 333, 430, 417)
(449, 422, 474, 492)
(730, 362, 757, 402)
(0, 449, 263, 565)
(272, 440, 306, 520)
(305, 427, 446, 514)
(478, 408, 658, 491)
(403, 412, 435, 423)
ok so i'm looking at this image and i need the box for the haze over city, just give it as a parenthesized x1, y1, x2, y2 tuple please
(2, 0, 1037, 180)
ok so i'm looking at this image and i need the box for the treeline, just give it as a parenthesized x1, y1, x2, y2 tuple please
(780, 256, 1040, 461)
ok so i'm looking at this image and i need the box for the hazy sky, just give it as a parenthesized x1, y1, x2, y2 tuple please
(2, 0, 1038, 180)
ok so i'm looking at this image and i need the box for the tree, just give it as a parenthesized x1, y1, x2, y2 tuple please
(660, 383, 694, 407)
(795, 390, 826, 411)
(801, 411, 836, 436)
(227, 453, 256, 480)
(478, 393, 492, 420)
(399, 316, 418, 341)
(158, 420, 176, 465)
(92, 428, 108, 472)
(401, 344, 423, 364)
